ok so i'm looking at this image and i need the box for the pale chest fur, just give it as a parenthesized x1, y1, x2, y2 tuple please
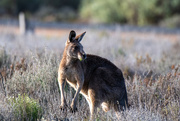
(59, 58, 86, 95)
(63, 66, 77, 87)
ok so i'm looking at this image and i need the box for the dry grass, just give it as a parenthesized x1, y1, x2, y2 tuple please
(0, 29, 180, 120)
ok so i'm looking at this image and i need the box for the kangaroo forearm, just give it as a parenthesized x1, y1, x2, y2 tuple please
(70, 87, 81, 111)
(72, 87, 81, 104)
(59, 79, 66, 105)
(60, 86, 65, 104)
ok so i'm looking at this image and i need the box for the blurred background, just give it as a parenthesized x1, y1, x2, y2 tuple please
(0, 0, 180, 26)
(0, 0, 180, 37)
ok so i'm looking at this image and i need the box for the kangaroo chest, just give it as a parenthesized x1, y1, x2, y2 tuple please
(64, 67, 77, 88)
(62, 64, 89, 97)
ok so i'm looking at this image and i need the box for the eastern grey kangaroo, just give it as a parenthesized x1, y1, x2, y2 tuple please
(58, 30, 128, 118)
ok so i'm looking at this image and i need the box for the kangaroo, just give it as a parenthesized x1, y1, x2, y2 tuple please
(58, 30, 128, 119)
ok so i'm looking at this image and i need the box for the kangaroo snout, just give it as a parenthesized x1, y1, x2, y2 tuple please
(78, 51, 86, 61)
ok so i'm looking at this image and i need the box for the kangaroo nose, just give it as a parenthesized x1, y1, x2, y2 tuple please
(83, 53, 86, 59)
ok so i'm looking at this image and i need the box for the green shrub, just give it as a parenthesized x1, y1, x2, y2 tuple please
(9, 94, 43, 121)
(80, 0, 180, 25)
(80, 0, 126, 23)
(159, 14, 180, 28)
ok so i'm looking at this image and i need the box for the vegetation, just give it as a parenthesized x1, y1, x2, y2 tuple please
(0, 29, 179, 120)
(0, 0, 81, 14)
(80, 0, 180, 26)
(0, 0, 180, 26)
(9, 94, 42, 121)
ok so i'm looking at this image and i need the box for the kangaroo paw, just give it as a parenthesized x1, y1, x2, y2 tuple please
(70, 106, 78, 113)
(60, 104, 68, 112)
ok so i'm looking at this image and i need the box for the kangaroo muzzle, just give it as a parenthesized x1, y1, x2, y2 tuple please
(78, 52, 86, 61)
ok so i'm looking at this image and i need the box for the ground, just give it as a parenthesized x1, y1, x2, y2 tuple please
(0, 24, 180, 120)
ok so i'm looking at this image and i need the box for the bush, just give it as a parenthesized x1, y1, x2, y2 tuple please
(9, 94, 43, 121)
(80, 0, 126, 23)
(80, 0, 180, 25)
(36, 6, 77, 22)
(159, 14, 180, 28)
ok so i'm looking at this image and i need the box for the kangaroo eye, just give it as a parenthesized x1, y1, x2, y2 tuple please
(74, 46, 79, 50)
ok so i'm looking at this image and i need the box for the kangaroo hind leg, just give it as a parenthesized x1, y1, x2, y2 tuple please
(88, 89, 97, 120)
(101, 102, 110, 112)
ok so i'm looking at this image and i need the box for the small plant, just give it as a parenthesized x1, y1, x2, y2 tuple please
(9, 94, 43, 121)
(0, 47, 10, 68)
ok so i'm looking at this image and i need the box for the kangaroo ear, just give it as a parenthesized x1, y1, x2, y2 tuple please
(75, 31, 86, 42)
(69, 30, 76, 42)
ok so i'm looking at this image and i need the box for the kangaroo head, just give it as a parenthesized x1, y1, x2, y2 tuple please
(65, 30, 86, 61)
